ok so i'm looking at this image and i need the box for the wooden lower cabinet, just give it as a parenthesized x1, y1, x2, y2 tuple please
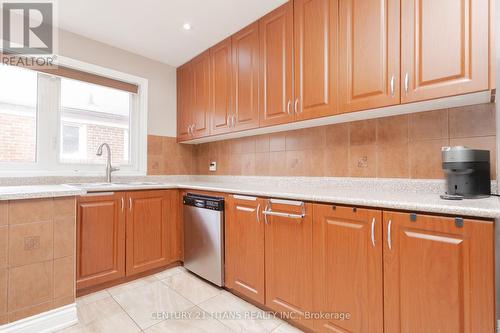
(264, 199, 314, 329)
(225, 198, 495, 333)
(126, 190, 179, 275)
(313, 204, 383, 333)
(383, 211, 495, 333)
(76, 193, 126, 290)
(77, 190, 180, 291)
(225, 195, 265, 303)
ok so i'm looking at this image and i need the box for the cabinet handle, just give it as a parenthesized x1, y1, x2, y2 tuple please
(287, 100, 292, 115)
(121, 197, 124, 212)
(256, 204, 261, 223)
(387, 219, 392, 250)
(262, 210, 305, 220)
(262, 201, 305, 222)
(404, 73, 409, 95)
(129, 197, 132, 212)
(192, 124, 196, 134)
(294, 98, 299, 114)
(232, 114, 236, 128)
(390, 75, 395, 96)
(227, 115, 231, 127)
(371, 217, 376, 247)
(263, 205, 269, 224)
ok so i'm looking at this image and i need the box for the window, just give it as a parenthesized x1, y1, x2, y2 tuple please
(61, 124, 86, 160)
(60, 78, 131, 165)
(0, 61, 147, 175)
(0, 65, 38, 163)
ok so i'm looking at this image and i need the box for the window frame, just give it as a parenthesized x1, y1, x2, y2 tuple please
(0, 56, 148, 176)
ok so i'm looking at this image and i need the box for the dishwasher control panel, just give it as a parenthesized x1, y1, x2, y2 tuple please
(183, 193, 224, 211)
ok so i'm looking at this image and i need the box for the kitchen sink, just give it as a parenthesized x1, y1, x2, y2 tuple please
(66, 182, 162, 190)
(112, 181, 165, 186)
(66, 182, 114, 188)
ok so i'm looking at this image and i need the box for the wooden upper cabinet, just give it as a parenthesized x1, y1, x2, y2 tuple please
(339, 0, 400, 112)
(383, 212, 495, 333)
(126, 190, 175, 276)
(76, 193, 125, 290)
(313, 204, 383, 333)
(225, 195, 265, 304)
(259, 2, 294, 127)
(232, 22, 260, 130)
(294, 0, 338, 120)
(177, 63, 193, 141)
(401, 0, 490, 103)
(192, 51, 211, 138)
(265, 200, 314, 329)
(210, 38, 233, 135)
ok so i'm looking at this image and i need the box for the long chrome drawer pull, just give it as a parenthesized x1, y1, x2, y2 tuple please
(262, 210, 305, 219)
(264, 205, 269, 224)
(236, 206, 255, 212)
(371, 217, 376, 247)
(233, 194, 257, 201)
(256, 204, 261, 223)
(387, 219, 392, 250)
(269, 198, 304, 206)
(81, 192, 115, 197)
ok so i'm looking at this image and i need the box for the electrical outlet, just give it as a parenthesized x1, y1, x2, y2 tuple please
(209, 161, 217, 172)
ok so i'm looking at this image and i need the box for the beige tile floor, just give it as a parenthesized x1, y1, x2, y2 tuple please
(57, 266, 304, 333)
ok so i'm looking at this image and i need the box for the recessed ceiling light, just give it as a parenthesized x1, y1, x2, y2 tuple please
(183, 23, 192, 31)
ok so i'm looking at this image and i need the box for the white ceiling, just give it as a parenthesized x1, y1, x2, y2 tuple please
(58, 0, 288, 67)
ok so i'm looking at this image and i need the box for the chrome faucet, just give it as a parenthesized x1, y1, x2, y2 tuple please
(96, 143, 119, 183)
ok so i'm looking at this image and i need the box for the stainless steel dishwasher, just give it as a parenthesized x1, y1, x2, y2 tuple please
(183, 193, 224, 286)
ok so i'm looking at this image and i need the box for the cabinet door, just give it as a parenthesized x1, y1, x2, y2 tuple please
(126, 190, 175, 275)
(313, 204, 383, 333)
(383, 212, 495, 333)
(401, 0, 490, 103)
(76, 193, 125, 290)
(339, 0, 400, 112)
(232, 22, 260, 130)
(259, 2, 294, 127)
(225, 195, 265, 304)
(192, 51, 211, 138)
(294, 0, 338, 120)
(265, 200, 314, 329)
(210, 38, 233, 135)
(177, 63, 194, 141)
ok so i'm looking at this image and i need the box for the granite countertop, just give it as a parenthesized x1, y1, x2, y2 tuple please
(0, 185, 86, 200)
(176, 180, 500, 219)
(0, 175, 498, 219)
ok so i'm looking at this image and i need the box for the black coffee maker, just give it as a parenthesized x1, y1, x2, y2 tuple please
(441, 146, 491, 200)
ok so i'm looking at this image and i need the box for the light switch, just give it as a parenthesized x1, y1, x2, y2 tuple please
(209, 161, 217, 172)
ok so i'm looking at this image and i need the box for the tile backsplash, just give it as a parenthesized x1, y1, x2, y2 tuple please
(148, 103, 497, 180)
(147, 136, 194, 175)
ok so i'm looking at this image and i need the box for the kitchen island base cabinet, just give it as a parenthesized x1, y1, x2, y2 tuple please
(313, 204, 383, 333)
(383, 212, 495, 333)
(76, 193, 126, 290)
(225, 195, 265, 304)
(264, 200, 314, 330)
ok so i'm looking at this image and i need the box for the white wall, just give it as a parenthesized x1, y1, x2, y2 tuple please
(58, 30, 177, 137)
